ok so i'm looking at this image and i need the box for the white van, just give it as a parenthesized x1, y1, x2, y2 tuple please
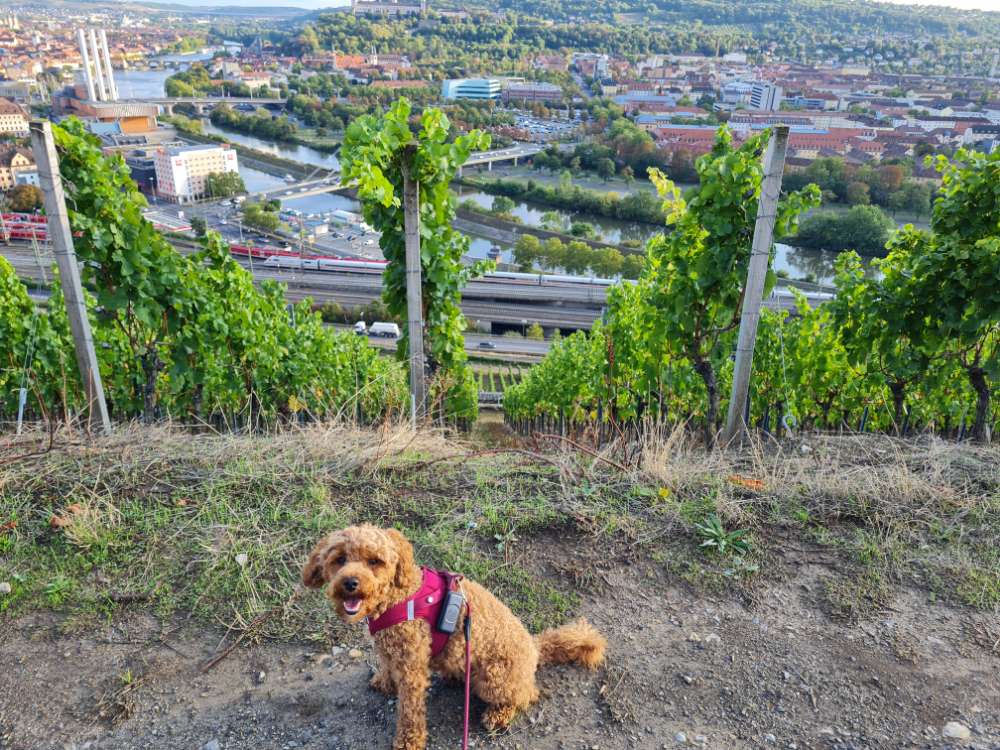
(353, 321, 367, 335)
(369, 322, 400, 339)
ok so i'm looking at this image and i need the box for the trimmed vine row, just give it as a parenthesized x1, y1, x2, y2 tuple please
(504, 131, 1000, 442)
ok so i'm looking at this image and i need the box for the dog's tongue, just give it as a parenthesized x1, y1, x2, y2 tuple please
(343, 598, 362, 614)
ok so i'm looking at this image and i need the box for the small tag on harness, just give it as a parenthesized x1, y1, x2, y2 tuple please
(435, 589, 465, 634)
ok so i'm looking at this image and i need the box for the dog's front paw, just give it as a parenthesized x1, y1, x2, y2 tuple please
(370, 671, 396, 695)
(392, 728, 427, 750)
(482, 704, 517, 731)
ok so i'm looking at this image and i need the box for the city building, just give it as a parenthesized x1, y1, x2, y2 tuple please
(351, 0, 427, 15)
(441, 78, 502, 100)
(0, 79, 41, 103)
(0, 97, 29, 135)
(502, 81, 564, 103)
(0, 146, 36, 190)
(153, 143, 239, 204)
(749, 81, 783, 111)
(14, 169, 39, 186)
(126, 153, 157, 195)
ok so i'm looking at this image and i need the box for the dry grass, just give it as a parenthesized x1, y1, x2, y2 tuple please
(2, 421, 997, 647)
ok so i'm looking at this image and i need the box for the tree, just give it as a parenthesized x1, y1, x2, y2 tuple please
(205, 171, 246, 199)
(526, 322, 545, 340)
(846, 181, 871, 206)
(795, 206, 895, 255)
(190, 216, 208, 237)
(6, 184, 43, 212)
(621, 165, 635, 186)
(621, 253, 644, 279)
(490, 195, 516, 215)
(242, 202, 281, 232)
(340, 98, 491, 420)
(513, 234, 541, 271)
(596, 157, 616, 182)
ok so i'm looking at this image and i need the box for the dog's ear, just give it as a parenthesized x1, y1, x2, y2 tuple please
(385, 528, 418, 589)
(302, 535, 336, 589)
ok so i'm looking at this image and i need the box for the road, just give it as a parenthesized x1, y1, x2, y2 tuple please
(331, 325, 551, 357)
(464, 144, 543, 166)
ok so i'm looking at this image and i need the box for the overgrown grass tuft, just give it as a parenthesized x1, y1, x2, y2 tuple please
(2, 423, 997, 646)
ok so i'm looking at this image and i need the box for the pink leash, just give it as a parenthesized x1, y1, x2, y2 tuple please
(462, 602, 472, 750)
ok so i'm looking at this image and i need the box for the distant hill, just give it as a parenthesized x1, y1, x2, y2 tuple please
(434, 0, 1000, 39)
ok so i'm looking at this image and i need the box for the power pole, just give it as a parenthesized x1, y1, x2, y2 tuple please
(30, 120, 112, 435)
(722, 125, 790, 446)
(401, 144, 426, 424)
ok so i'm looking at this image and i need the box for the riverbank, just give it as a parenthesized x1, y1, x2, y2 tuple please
(174, 129, 333, 181)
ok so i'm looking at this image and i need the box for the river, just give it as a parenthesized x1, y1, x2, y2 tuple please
(115, 51, 214, 98)
(202, 122, 341, 171)
(118, 74, 859, 280)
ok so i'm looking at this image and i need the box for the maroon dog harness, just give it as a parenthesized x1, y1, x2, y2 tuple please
(366, 567, 463, 657)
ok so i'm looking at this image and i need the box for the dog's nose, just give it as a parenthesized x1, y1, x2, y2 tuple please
(343, 577, 359, 593)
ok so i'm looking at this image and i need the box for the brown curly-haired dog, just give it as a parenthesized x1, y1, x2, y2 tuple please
(302, 524, 606, 750)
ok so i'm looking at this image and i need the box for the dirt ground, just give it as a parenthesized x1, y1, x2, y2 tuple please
(2, 551, 997, 750)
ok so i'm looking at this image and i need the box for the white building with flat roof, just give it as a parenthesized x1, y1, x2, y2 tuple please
(749, 81, 783, 111)
(441, 78, 502, 100)
(154, 143, 239, 204)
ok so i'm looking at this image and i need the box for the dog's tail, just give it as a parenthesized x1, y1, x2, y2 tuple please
(534, 618, 606, 670)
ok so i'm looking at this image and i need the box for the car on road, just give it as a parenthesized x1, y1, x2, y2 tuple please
(478, 341, 497, 350)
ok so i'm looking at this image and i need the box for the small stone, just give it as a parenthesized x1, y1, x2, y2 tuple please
(330, 646, 344, 656)
(255, 671, 266, 684)
(687, 632, 702, 643)
(674, 732, 687, 744)
(703, 633, 721, 646)
(235, 553, 248, 567)
(694, 735, 707, 744)
(681, 674, 694, 685)
(348, 648, 364, 660)
(202, 741, 221, 750)
(941, 722, 971, 740)
(800, 444, 812, 454)
(0, 582, 11, 595)
(312, 653, 334, 667)
(764, 733, 777, 743)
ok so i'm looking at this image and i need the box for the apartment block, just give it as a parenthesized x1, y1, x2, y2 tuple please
(0, 97, 29, 135)
(154, 144, 239, 204)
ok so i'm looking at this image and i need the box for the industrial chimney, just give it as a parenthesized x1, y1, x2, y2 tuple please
(99, 30, 119, 101)
(89, 29, 108, 101)
(77, 29, 97, 101)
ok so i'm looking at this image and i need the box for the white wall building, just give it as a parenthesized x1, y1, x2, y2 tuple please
(0, 98, 29, 135)
(749, 81, 783, 111)
(154, 144, 239, 204)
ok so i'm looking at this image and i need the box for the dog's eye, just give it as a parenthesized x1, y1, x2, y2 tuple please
(335, 555, 347, 565)
(368, 558, 383, 567)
